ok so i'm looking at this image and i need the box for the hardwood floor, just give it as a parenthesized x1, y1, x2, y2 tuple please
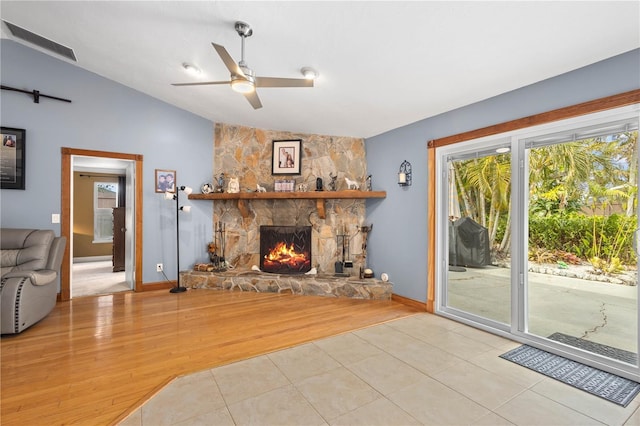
(1, 289, 421, 425)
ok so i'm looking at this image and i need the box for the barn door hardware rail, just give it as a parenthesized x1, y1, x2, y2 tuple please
(1, 85, 71, 104)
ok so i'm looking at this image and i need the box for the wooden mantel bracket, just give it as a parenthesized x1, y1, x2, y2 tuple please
(237, 200, 250, 218)
(1, 85, 72, 104)
(316, 199, 326, 219)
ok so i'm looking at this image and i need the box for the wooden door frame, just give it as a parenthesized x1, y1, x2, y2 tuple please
(60, 148, 143, 300)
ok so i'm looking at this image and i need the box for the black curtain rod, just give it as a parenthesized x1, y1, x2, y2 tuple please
(1, 84, 71, 104)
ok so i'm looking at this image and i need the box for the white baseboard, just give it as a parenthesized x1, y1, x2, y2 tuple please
(73, 255, 111, 263)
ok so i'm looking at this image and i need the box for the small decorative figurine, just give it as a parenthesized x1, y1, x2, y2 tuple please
(215, 173, 225, 193)
(297, 183, 308, 192)
(227, 177, 240, 193)
(345, 177, 360, 190)
(315, 177, 324, 191)
(256, 184, 267, 192)
(201, 183, 213, 194)
(328, 173, 337, 191)
(365, 175, 372, 191)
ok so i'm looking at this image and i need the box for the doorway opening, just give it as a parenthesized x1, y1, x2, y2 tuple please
(71, 162, 128, 297)
(60, 148, 143, 300)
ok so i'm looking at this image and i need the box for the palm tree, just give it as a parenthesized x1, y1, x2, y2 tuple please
(614, 131, 638, 216)
(454, 153, 511, 249)
(528, 141, 593, 216)
(450, 131, 637, 262)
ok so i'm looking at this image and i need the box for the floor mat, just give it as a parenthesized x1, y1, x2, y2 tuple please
(547, 332, 637, 365)
(500, 344, 640, 407)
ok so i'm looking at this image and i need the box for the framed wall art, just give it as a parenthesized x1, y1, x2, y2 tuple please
(0, 127, 26, 190)
(155, 169, 176, 193)
(272, 139, 301, 175)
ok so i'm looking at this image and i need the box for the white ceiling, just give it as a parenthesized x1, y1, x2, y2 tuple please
(73, 156, 131, 174)
(1, 1, 639, 139)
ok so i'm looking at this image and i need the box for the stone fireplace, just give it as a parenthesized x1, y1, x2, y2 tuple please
(260, 226, 312, 274)
(211, 123, 371, 275)
(180, 123, 393, 300)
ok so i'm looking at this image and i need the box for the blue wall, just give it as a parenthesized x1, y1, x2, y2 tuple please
(3, 38, 638, 298)
(0, 40, 214, 284)
(365, 48, 640, 302)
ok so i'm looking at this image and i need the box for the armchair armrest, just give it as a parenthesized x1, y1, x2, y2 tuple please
(3, 269, 57, 286)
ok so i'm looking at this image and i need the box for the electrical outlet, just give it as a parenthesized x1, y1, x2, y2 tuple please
(156, 263, 163, 272)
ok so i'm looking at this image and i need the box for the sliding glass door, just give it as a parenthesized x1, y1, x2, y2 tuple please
(444, 146, 512, 328)
(437, 106, 639, 379)
(524, 121, 638, 372)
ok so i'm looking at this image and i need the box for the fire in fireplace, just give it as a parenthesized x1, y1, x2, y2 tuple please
(260, 226, 312, 274)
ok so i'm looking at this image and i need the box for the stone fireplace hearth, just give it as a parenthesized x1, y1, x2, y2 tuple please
(180, 269, 392, 300)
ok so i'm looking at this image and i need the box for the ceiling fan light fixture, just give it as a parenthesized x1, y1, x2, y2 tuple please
(182, 63, 201, 75)
(301, 67, 319, 80)
(231, 78, 255, 94)
(173, 21, 310, 110)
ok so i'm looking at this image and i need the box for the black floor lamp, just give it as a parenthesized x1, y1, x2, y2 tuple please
(165, 185, 192, 293)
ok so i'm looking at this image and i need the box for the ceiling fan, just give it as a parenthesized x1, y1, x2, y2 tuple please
(172, 21, 313, 109)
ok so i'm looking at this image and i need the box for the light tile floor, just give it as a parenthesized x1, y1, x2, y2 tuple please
(119, 313, 640, 426)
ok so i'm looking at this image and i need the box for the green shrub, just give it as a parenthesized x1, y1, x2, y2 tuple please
(528, 213, 636, 265)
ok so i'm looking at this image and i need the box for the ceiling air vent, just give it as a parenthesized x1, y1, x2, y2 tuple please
(3, 20, 77, 62)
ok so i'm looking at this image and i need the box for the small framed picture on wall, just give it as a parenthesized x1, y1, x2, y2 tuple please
(272, 139, 301, 175)
(155, 169, 176, 193)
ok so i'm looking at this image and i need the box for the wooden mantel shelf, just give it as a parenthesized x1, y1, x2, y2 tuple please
(188, 190, 386, 219)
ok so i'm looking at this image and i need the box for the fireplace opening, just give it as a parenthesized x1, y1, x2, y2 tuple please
(260, 226, 312, 274)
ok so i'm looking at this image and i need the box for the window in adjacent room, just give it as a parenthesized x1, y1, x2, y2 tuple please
(93, 182, 118, 243)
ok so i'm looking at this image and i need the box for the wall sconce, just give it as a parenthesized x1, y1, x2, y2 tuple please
(398, 160, 412, 187)
(166, 185, 193, 293)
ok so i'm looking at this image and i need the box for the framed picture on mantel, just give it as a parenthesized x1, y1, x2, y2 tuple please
(272, 139, 301, 175)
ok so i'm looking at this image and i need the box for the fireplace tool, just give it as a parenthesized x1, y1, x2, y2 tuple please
(335, 225, 351, 276)
(209, 221, 227, 271)
(359, 224, 373, 278)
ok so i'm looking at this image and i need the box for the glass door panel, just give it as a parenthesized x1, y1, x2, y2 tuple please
(526, 131, 638, 365)
(445, 148, 512, 326)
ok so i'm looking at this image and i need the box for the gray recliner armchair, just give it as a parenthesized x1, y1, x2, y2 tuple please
(1, 229, 66, 334)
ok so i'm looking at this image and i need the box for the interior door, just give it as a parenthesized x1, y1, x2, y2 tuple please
(112, 207, 126, 272)
(124, 161, 136, 286)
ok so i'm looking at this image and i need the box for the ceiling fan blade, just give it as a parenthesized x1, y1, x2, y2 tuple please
(171, 81, 230, 87)
(243, 91, 262, 109)
(212, 43, 245, 78)
(255, 77, 313, 88)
